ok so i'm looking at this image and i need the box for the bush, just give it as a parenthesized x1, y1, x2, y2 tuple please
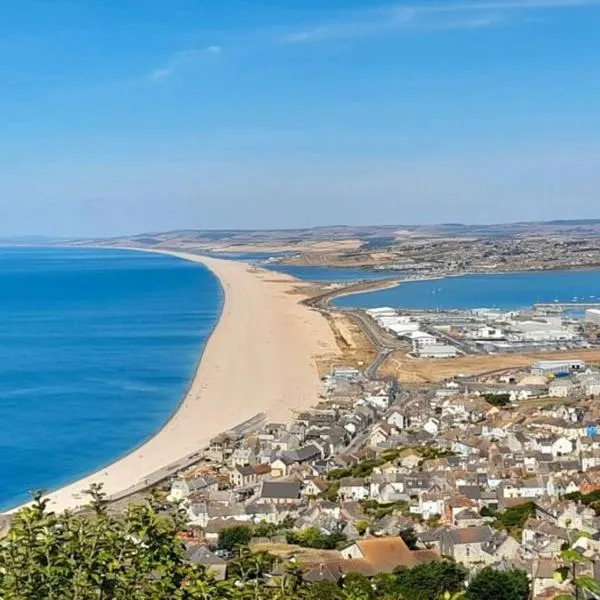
(466, 567, 529, 600)
(218, 524, 254, 551)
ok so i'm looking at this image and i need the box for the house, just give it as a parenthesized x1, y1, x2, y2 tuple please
(387, 409, 411, 430)
(372, 514, 415, 537)
(257, 481, 302, 505)
(399, 450, 422, 470)
(532, 559, 570, 599)
(338, 478, 369, 501)
(302, 478, 329, 498)
(454, 509, 485, 528)
(423, 418, 441, 437)
(230, 465, 258, 488)
(340, 537, 438, 574)
(185, 546, 228, 581)
(269, 457, 294, 478)
(549, 379, 574, 398)
(551, 437, 574, 458)
(438, 526, 496, 566)
(418, 492, 445, 519)
(229, 447, 256, 467)
(168, 476, 218, 502)
(369, 423, 393, 448)
(480, 531, 521, 565)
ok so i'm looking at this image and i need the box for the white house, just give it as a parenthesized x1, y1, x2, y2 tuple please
(387, 409, 411, 430)
(338, 477, 369, 501)
(423, 418, 441, 437)
(551, 436, 573, 458)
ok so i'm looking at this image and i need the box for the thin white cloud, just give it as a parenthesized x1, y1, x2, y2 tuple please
(150, 45, 222, 81)
(282, 0, 600, 44)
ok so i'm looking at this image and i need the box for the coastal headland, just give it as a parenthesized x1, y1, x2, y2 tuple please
(19, 251, 338, 514)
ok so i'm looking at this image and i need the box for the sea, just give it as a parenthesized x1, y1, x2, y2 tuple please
(332, 269, 600, 310)
(0, 247, 221, 511)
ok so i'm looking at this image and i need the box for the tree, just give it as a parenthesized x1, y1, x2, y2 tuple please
(0, 487, 207, 599)
(399, 527, 418, 550)
(491, 502, 536, 537)
(342, 572, 374, 599)
(393, 560, 467, 600)
(465, 567, 529, 600)
(218, 524, 254, 552)
(482, 393, 511, 408)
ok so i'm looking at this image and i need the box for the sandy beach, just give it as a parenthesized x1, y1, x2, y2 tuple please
(18, 251, 338, 514)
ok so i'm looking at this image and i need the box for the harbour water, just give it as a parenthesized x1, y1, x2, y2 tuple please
(0, 247, 221, 510)
(332, 269, 600, 310)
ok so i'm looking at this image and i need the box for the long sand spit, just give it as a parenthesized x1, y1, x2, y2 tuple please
(16, 251, 338, 514)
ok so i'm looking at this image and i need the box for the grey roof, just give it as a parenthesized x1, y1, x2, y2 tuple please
(458, 485, 482, 501)
(235, 465, 255, 477)
(482, 532, 509, 555)
(288, 445, 322, 463)
(186, 546, 226, 566)
(260, 481, 301, 500)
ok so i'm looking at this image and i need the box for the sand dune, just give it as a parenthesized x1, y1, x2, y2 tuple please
(20, 251, 337, 513)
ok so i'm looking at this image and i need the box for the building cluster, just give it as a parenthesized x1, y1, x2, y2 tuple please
(163, 362, 600, 598)
(363, 235, 600, 275)
(367, 306, 595, 356)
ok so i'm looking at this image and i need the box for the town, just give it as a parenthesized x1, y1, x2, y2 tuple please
(144, 318, 600, 599)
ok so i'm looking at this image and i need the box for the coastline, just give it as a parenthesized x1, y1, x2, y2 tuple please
(8, 249, 337, 514)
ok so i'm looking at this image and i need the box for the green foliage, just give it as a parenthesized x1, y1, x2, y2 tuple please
(465, 567, 529, 600)
(323, 481, 341, 502)
(491, 502, 536, 536)
(286, 527, 347, 550)
(482, 393, 511, 407)
(479, 506, 495, 518)
(0, 487, 511, 600)
(218, 524, 253, 551)
(253, 521, 279, 538)
(415, 446, 457, 460)
(354, 520, 369, 536)
(326, 459, 386, 481)
(0, 486, 204, 599)
(360, 499, 410, 520)
(392, 560, 468, 600)
(563, 489, 600, 514)
(399, 527, 418, 550)
(227, 547, 277, 582)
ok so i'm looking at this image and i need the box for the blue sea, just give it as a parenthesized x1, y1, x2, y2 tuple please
(0, 247, 221, 510)
(333, 269, 600, 310)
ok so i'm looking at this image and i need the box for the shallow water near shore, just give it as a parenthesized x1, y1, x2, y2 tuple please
(0, 247, 221, 510)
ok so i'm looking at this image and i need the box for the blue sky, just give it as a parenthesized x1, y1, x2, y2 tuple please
(1, 0, 599, 236)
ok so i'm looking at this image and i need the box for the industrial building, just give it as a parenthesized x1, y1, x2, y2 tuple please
(531, 359, 586, 376)
(415, 343, 459, 359)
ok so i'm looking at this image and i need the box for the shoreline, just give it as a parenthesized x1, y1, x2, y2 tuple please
(6, 249, 338, 514)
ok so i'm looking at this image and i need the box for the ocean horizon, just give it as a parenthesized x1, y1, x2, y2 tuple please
(0, 247, 222, 510)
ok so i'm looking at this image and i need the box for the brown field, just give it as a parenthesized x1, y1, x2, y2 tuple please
(316, 311, 377, 377)
(380, 349, 600, 384)
(251, 542, 340, 561)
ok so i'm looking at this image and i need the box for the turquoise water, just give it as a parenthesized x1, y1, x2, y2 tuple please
(333, 269, 600, 310)
(0, 247, 221, 510)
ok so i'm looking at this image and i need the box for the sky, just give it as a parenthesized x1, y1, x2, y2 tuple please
(0, 0, 599, 236)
